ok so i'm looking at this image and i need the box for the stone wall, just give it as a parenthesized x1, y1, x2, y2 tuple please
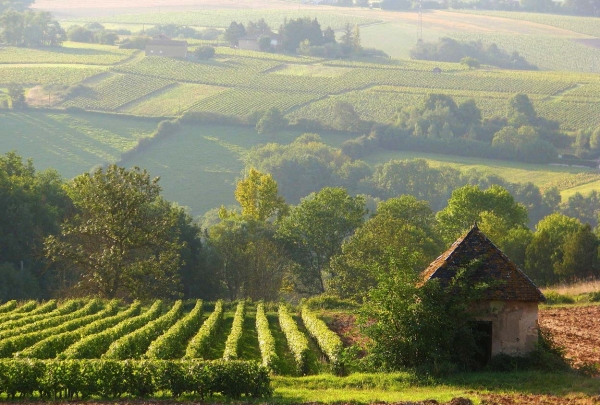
(473, 300, 539, 356)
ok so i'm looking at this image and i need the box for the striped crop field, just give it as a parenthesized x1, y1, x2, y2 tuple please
(0, 299, 341, 376)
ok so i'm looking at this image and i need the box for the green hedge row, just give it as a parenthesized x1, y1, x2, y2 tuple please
(256, 302, 278, 371)
(278, 304, 309, 375)
(104, 301, 183, 360)
(61, 300, 163, 359)
(223, 301, 246, 361)
(0, 300, 17, 314)
(185, 300, 224, 359)
(0, 300, 110, 358)
(301, 306, 343, 373)
(0, 300, 82, 337)
(146, 300, 203, 360)
(17, 301, 141, 359)
(0, 359, 272, 399)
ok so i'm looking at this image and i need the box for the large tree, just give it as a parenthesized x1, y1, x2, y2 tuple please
(45, 165, 182, 299)
(276, 187, 366, 294)
(436, 184, 528, 244)
(329, 195, 442, 301)
(0, 151, 68, 299)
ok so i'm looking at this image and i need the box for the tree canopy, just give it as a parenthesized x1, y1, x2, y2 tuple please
(45, 165, 183, 299)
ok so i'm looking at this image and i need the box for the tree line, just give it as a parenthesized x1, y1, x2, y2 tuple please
(3, 149, 600, 303)
(0, 0, 64, 48)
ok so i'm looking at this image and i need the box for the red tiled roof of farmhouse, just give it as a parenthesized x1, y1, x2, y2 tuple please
(149, 34, 188, 46)
(421, 224, 545, 302)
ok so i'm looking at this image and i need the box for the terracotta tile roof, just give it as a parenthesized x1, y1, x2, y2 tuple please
(148, 34, 188, 46)
(421, 225, 545, 302)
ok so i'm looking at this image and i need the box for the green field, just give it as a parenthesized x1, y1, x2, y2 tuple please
(0, 111, 157, 178)
(68, 9, 380, 30)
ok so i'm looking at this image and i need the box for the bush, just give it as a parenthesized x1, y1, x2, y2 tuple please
(0, 359, 271, 399)
(194, 46, 215, 60)
(543, 291, 575, 305)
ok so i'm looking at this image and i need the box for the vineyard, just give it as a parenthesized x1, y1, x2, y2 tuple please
(0, 299, 343, 376)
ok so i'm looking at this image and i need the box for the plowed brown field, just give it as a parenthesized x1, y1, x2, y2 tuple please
(539, 305, 600, 369)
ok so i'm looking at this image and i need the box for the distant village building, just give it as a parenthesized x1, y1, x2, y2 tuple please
(145, 34, 188, 58)
(421, 224, 545, 364)
(238, 33, 282, 52)
(238, 36, 261, 52)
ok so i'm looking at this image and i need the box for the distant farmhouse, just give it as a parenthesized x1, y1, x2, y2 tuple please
(422, 224, 545, 364)
(145, 34, 188, 58)
(238, 33, 282, 52)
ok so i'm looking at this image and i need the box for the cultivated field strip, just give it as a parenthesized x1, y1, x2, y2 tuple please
(16, 301, 141, 359)
(222, 301, 246, 361)
(185, 300, 224, 359)
(187, 88, 320, 116)
(0, 301, 17, 315)
(0, 300, 73, 330)
(61, 300, 164, 359)
(146, 299, 203, 360)
(61, 73, 176, 111)
(0, 65, 106, 85)
(0, 300, 341, 375)
(0, 299, 114, 357)
(103, 300, 184, 359)
(0, 300, 84, 337)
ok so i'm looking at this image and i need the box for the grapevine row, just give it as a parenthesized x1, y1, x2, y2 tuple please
(0, 301, 17, 314)
(256, 302, 278, 371)
(16, 301, 141, 359)
(146, 300, 203, 360)
(0, 300, 85, 339)
(103, 300, 184, 360)
(0, 299, 112, 357)
(223, 301, 246, 361)
(0, 300, 56, 325)
(301, 306, 343, 373)
(61, 300, 163, 359)
(278, 304, 310, 375)
(185, 300, 224, 359)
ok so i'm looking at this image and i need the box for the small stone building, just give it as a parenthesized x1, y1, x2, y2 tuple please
(145, 34, 188, 58)
(421, 225, 545, 363)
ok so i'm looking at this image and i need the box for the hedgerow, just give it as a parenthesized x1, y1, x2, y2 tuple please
(278, 304, 310, 375)
(301, 306, 344, 374)
(16, 301, 141, 359)
(103, 301, 184, 360)
(145, 300, 203, 359)
(0, 359, 271, 399)
(256, 302, 278, 371)
(223, 301, 246, 361)
(185, 300, 224, 359)
(0, 299, 109, 358)
(61, 300, 163, 359)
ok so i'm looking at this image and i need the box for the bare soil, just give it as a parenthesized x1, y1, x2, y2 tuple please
(480, 394, 600, 404)
(539, 305, 600, 369)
